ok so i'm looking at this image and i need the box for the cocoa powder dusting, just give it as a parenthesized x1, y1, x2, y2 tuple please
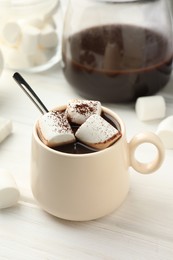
(73, 101, 97, 116)
(47, 111, 73, 134)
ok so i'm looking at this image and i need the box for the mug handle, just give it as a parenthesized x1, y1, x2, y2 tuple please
(128, 132, 165, 174)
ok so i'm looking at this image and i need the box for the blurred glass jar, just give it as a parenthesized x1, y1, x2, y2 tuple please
(0, 0, 61, 72)
(62, 0, 173, 103)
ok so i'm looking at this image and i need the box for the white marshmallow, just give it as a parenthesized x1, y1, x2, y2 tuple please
(2, 22, 21, 45)
(28, 48, 47, 66)
(135, 95, 166, 121)
(0, 117, 12, 144)
(75, 114, 121, 150)
(156, 116, 173, 149)
(66, 99, 102, 125)
(0, 169, 20, 209)
(20, 25, 40, 55)
(39, 24, 58, 49)
(38, 111, 76, 147)
(19, 17, 45, 29)
(2, 46, 31, 69)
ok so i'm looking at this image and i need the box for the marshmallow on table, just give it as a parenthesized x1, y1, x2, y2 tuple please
(75, 114, 121, 150)
(37, 111, 76, 147)
(66, 99, 102, 125)
(0, 117, 12, 144)
(156, 116, 173, 149)
(135, 95, 166, 121)
(0, 169, 20, 209)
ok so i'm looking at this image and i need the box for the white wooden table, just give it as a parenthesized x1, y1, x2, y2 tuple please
(0, 64, 173, 260)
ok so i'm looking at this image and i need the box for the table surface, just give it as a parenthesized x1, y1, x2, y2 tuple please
(0, 63, 173, 260)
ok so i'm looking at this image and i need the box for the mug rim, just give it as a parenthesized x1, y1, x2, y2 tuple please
(32, 105, 125, 157)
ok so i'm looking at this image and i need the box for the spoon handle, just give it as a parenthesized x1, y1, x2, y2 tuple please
(13, 72, 49, 115)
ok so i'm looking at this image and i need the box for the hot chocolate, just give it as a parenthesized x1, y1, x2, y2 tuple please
(62, 24, 173, 102)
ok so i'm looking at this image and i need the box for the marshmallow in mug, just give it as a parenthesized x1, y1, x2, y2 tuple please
(135, 95, 166, 121)
(156, 116, 173, 149)
(76, 114, 121, 149)
(37, 99, 121, 150)
(66, 99, 102, 124)
(37, 110, 76, 148)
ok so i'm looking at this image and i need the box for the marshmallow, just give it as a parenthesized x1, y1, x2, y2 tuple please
(20, 25, 40, 55)
(156, 116, 173, 149)
(75, 114, 121, 150)
(19, 17, 45, 29)
(37, 111, 76, 147)
(135, 95, 166, 121)
(2, 22, 21, 45)
(2, 46, 31, 69)
(0, 0, 59, 70)
(0, 117, 12, 144)
(39, 24, 58, 49)
(28, 48, 47, 66)
(66, 99, 102, 125)
(0, 169, 20, 209)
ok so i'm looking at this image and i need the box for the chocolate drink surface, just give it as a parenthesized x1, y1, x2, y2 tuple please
(62, 24, 173, 102)
(53, 111, 120, 154)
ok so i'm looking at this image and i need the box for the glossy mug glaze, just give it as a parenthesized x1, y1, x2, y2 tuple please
(30, 106, 165, 221)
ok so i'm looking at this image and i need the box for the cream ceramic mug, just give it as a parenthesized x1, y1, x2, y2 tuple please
(31, 106, 165, 221)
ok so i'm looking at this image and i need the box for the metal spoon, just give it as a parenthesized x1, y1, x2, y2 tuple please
(13, 72, 49, 115)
